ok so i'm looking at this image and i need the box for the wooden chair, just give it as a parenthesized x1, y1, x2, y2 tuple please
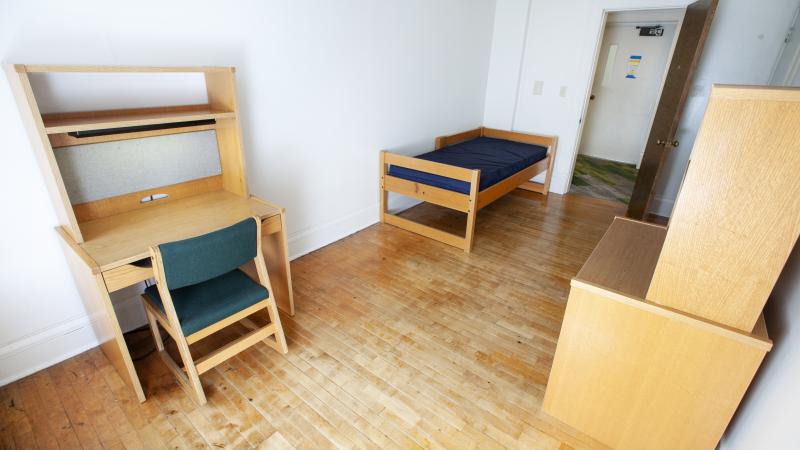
(141, 216, 288, 404)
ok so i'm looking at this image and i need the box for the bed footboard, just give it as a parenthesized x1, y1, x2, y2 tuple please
(379, 127, 557, 253)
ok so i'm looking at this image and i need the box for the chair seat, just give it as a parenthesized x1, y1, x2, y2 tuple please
(145, 269, 269, 336)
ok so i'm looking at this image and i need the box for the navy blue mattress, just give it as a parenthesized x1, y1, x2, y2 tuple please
(387, 137, 548, 194)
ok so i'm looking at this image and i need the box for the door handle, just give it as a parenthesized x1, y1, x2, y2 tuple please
(656, 139, 680, 147)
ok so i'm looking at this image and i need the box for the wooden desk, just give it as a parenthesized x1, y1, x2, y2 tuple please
(56, 191, 295, 402)
(543, 217, 771, 450)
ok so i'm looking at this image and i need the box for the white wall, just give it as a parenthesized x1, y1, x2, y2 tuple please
(0, 0, 497, 385)
(483, 0, 798, 211)
(651, 0, 799, 215)
(720, 244, 800, 449)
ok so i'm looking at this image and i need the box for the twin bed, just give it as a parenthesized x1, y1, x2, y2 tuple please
(379, 127, 557, 252)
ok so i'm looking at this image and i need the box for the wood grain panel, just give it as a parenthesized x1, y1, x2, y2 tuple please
(384, 175, 471, 212)
(576, 217, 666, 298)
(73, 175, 223, 222)
(42, 105, 235, 134)
(544, 284, 769, 450)
(647, 85, 800, 331)
(78, 191, 280, 271)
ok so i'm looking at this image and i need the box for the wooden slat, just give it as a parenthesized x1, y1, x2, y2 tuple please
(206, 71, 249, 197)
(476, 157, 549, 210)
(518, 181, 547, 194)
(195, 325, 277, 375)
(383, 151, 475, 182)
(435, 128, 482, 149)
(48, 123, 217, 148)
(73, 175, 223, 223)
(384, 175, 471, 212)
(481, 127, 557, 148)
(383, 212, 466, 249)
(42, 105, 235, 134)
(19, 64, 233, 73)
(186, 301, 269, 345)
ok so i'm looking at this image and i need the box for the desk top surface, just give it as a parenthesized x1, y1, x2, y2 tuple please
(575, 217, 667, 299)
(75, 191, 281, 271)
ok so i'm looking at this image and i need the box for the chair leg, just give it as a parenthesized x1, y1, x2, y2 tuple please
(145, 307, 165, 352)
(265, 299, 288, 354)
(173, 336, 207, 405)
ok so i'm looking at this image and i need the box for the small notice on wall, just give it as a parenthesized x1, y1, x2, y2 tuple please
(626, 55, 642, 79)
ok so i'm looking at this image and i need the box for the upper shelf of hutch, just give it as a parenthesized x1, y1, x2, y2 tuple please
(41, 106, 236, 134)
(19, 64, 233, 73)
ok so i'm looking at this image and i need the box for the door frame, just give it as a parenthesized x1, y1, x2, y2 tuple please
(565, 7, 686, 197)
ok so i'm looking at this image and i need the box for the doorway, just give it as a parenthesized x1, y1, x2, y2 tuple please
(570, 9, 683, 204)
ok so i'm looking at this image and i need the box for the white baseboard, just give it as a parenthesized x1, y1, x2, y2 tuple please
(0, 313, 102, 386)
(0, 292, 147, 386)
(287, 203, 380, 260)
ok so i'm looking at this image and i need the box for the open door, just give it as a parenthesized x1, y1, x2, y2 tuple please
(626, 0, 718, 219)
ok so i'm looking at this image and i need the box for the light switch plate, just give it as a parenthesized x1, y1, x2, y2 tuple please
(533, 80, 544, 95)
(559, 86, 568, 97)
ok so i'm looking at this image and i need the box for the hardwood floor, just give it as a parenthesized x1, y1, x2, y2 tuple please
(0, 191, 623, 449)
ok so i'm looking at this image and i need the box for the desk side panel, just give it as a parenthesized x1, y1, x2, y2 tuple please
(543, 285, 767, 450)
(57, 233, 146, 402)
(241, 213, 294, 315)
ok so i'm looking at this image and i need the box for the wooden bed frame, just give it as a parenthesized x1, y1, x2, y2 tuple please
(379, 127, 557, 252)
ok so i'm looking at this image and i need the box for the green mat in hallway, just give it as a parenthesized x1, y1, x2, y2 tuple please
(570, 155, 637, 204)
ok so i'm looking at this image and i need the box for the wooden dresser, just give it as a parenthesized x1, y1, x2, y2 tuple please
(544, 85, 800, 449)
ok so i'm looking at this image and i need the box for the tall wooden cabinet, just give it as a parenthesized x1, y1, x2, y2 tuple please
(544, 85, 800, 449)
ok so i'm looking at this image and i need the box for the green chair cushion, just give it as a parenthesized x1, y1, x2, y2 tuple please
(145, 269, 268, 336)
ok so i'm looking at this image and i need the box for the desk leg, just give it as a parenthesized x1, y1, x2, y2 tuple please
(262, 211, 295, 316)
(58, 240, 146, 403)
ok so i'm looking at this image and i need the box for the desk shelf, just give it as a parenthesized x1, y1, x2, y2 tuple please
(42, 105, 236, 134)
(7, 64, 295, 404)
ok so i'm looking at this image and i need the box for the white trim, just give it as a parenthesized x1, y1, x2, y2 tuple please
(510, 0, 534, 130)
(287, 203, 379, 260)
(0, 313, 102, 386)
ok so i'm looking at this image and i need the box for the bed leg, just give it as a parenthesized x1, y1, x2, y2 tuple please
(379, 150, 388, 223)
(542, 141, 557, 197)
(464, 170, 481, 253)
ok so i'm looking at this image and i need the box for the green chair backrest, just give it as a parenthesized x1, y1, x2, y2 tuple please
(158, 217, 258, 289)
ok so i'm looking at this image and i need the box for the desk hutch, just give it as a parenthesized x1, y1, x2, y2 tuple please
(6, 64, 294, 403)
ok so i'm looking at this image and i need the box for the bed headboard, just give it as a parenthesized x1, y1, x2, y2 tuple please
(435, 127, 557, 151)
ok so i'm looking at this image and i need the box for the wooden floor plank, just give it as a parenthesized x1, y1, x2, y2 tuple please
(0, 192, 619, 449)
